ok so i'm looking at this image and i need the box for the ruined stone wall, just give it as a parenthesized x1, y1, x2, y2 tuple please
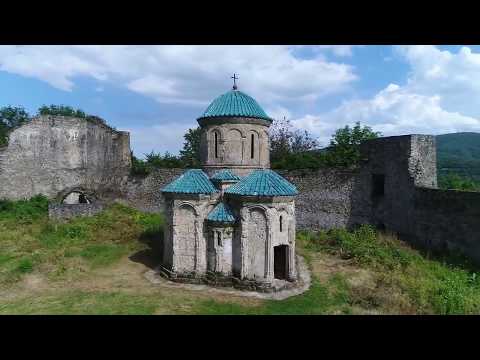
(122, 167, 368, 231)
(0, 116, 131, 201)
(412, 188, 480, 263)
(356, 135, 438, 236)
(48, 202, 106, 221)
(123, 168, 185, 213)
(277, 169, 370, 230)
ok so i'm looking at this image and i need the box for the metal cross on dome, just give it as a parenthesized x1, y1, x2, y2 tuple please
(231, 73, 239, 90)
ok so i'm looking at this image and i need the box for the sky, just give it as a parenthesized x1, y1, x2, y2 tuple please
(2, 45, 480, 158)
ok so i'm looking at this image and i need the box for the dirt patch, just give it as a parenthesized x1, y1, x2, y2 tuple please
(22, 274, 49, 292)
(311, 253, 376, 289)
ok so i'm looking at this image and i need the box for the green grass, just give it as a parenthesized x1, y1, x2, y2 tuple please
(196, 275, 351, 315)
(0, 291, 161, 315)
(0, 197, 164, 286)
(76, 244, 129, 267)
(2, 196, 480, 315)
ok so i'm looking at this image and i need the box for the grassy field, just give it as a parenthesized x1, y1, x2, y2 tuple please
(1, 196, 479, 315)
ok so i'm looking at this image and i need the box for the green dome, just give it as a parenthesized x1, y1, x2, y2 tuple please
(198, 90, 272, 122)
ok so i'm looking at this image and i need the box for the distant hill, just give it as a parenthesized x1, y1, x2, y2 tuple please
(437, 132, 480, 180)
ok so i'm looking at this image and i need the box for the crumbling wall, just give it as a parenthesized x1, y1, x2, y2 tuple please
(412, 188, 480, 263)
(48, 203, 106, 221)
(123, 167, 368, 230)
(123, 168, 185, 212)
(277, 169, 370, 230)
(0, 116, 131, 201)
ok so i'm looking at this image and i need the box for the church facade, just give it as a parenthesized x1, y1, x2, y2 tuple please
(160, 82, 299, 291)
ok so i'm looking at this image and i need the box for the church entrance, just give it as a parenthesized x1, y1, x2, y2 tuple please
(273, 245, 288, 280)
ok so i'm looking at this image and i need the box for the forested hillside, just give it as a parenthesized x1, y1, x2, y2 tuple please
(437, 132, 480, 181)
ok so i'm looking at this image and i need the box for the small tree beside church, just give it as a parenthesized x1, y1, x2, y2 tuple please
(180, 127, 201, 168)
(269, 117, 319, 168)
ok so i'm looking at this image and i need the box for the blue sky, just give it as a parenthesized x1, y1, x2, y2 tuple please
(2, 45, 480, 157)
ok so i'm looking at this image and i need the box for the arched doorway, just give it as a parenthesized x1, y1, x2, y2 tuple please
(274, 245, 289, 280)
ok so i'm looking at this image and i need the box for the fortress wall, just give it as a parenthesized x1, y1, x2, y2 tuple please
(123, 167, 371, 230)
(412, 187, 480, 263)
(276, 169, 369, 230)
(0, 116, 131, 201)
(123, 168, 185, 213)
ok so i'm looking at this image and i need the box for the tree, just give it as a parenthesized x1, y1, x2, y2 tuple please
(0, 106, 31, 146)
(269, 117, 319, 163)
(326, 122, 381, 167)
(179, 126, 201, 167)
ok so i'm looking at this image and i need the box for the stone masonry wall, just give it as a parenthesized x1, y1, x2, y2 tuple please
(412, 188, 480, 263)
(0, 116, 131, 201)
(48, 203, 106, 221)
(123, 167, 368, 231)
(123, 168, 185, 213)
(277, 169, 370, 230)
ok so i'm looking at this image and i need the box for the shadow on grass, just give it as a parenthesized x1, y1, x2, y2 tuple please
(129, 227, 164, 270)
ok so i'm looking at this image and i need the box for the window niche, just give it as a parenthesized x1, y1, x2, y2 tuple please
(250, 133, 255, 159)
(372, 174, 385, 199)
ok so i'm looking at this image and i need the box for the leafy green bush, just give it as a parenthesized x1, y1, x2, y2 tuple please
(0, 195, 49, 223)
(38, 105, 86, 118)
(438, 172, 480, 191)
(37, 105, 107, 126)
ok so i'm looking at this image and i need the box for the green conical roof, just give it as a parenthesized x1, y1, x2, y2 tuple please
(161, 169, 218, 194)
(207, 202, 236, 223)
(225, 169, 298, 197)
(198, 90, 272, 122)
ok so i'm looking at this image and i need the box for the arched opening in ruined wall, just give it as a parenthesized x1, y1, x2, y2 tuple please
(62, 191, 91, 204)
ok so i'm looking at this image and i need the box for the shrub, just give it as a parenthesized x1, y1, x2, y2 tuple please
(0, 195, 49, 223)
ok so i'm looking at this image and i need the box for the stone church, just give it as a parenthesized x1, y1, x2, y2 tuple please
(160, 79, 299, 291)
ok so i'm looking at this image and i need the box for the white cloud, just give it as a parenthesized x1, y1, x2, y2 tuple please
(123, 121, 195, 158)
(264, 105, 293, 121)
(394, 45, 480, 118)
(293, 83, 480, 147)
(0, 45, 357, 108)
(291, 46, 480, 146)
